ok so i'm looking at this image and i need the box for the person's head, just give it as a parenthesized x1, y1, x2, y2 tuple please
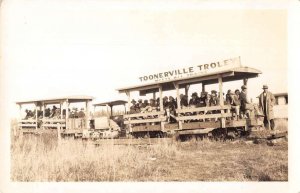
(144, 100, 148, 104)
(241, 85, 247, 91)
(131, 99, 136, 104)
(169, 96, 174, 101)
(163, 96, 168, 101)
(207, 94, 211, 100)
(25, 109, 28, 113)
(211, 90, 217, 97)
(150, 99, 155, 104)
(191, 92, 198, 99)
(138, 99, 142, 103)
(229, 91, 235, 98)
(262, 85, 268, 93)
(235, 89, 240, 95)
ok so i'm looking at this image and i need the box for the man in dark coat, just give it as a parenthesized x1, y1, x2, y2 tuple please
(239, 85, 250, 118)
(258, 85, 276, 130)
(229, 91, 241, 120)
(189, 92, 200, 107)
(199, 92, 207, 107)
(180, 94, 189, 108)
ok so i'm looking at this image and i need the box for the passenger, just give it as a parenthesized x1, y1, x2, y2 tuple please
(78, 108, 85, 118)
(235, 89, 241, 100)
(180, 94, 188, 108)
(209, 90, 219, 106)
(24, 109, 34, 119)
(149, 99, 157, 108)
(239, 85, 250, 118)
(45, 108, 51, 117)
(129, 99, 138, 114)
(205, 94, 211, 107)
(50, 105, 57, 118)
(225, 90, 232, 105)
(162, 96, 169, 110)
(137, 99, 143, 110)
(168, 96, 177, 123)
(199, 92, 207, 107)
(189, 92, 199, 108)
(229, 91, 241, 120)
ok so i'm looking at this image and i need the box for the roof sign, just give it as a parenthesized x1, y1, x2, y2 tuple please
(138, 56, 241, 83)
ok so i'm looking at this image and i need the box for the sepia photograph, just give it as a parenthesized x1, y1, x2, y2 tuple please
(0, 0, 298, 192)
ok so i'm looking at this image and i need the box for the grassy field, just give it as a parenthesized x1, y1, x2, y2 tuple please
(11, 130, 288, 181)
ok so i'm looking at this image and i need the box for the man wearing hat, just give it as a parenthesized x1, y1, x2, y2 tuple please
(239, 85, 250, 118)
(189, 92, 200, 107)
(258, 85, 276, 130)
(199, 91, 207, 107)
(129, 99, 138, 114)
(209, 90, 219, 107)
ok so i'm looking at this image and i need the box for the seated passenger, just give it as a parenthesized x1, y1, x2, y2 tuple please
(225, 90, 231, 105)
(129, 99, 138, 114)
(199, 92, 207, 107)
(168, 96, 177, 123)
(189, 92, 200, 108)
(180, 94, 188, 108)
(162, 96, 169, 110)
(235, 89, 241, 100)
(50, 105, 58, 118)
(24, 109, 34, 119)
(78, 108, 85, 118)
(229, 91, 241, 120)
(239, 85, 250, 118)
(45, 108, 51, 117)
(137, 99, 143, 110)
(209, 90, 219, 107)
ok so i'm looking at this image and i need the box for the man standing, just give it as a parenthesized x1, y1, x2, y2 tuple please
(259, 85, 276, 130)
(239, 85, 250, 118)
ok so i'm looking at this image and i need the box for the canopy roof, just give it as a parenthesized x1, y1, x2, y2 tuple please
(117, 66, 262, 94)
(93, 100, 127, 107)
(16, 95, 94, 105)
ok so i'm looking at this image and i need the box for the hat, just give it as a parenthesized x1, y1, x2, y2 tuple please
(144, 100, 148, 103)
(169, 96, 174, 100)
(241, 85, 247, 89)
(138, 99, 142, 102)
(163, 96, 168, 100)
(227, 89, 231, 94)
(131, 99, 136, 103)
(262, 85, 268, 89)
(211, 90, 217, 94)
(191, 92, 198, 97)
(235, 89, 240, 93)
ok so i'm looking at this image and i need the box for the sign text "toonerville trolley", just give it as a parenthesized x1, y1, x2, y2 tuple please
(138, 57, 241, 83)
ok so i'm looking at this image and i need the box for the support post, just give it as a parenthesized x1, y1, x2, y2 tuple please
(86, 101, 90, 129)
(19, 104, 23, 137)
(175, 83, 182, 130)
(35, 103, 38, 130)
(126, 91, 132, 133)
(65, 99, 69, 130)
(153, 92, 156, 101)
(159, 85, 165, 132)
(202, 83, 205, 92)
(185, 85, 190, 101)
(218, 76, 225, 128)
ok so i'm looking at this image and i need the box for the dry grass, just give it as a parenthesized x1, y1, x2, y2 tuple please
(11, 133, 288, 181)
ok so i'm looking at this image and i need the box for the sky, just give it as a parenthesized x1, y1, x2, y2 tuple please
(1, 1, 287, 118)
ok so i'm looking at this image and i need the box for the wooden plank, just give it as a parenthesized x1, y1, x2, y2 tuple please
(176, 105, 231, 113)
(42, 119, 66, 123)
(124, 111, 165, 118)
(124, 117, 166, 124)
(43, 124, 66, 127)
(182, 121, 221, 130)
(18, 119, 37, 123)
(164, 123, 178, 131)
(178, 128, 216, 135)
(176, 113, 232, 121)
(19, 124, 37, 127)
(132, 125, 162, 132)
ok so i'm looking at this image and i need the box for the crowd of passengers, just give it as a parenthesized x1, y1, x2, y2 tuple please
(129, 85, 252, 122)
(24, 105, 86, 120)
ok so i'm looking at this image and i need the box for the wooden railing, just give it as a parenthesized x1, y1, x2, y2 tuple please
(123, 111, 166, 124)
(42, 118, 66, 127)
(176, 105, 232, 121)
(18, 119, 38, 128)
